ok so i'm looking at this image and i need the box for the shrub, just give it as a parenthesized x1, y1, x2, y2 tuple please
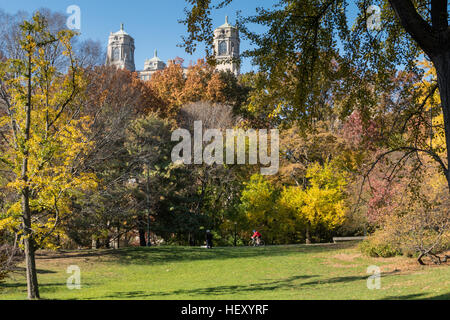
(359, 229, 402, 257)
(359, 238, 402, 258)
(362, 167, 450, 264)
(0, 244, 23, 284)
(0, 253, 8, 283)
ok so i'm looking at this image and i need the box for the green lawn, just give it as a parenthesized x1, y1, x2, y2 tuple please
(1, 243, 449, 300)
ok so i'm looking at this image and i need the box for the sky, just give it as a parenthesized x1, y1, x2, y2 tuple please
(0, 0, 277, 73)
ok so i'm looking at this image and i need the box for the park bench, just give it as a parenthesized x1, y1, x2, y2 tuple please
(333, 236, 367, 243)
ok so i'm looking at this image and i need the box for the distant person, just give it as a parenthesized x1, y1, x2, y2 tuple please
(206, 230, 213, 249)
(252, 230, 262, 245)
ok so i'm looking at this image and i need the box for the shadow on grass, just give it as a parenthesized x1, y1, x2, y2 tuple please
(14, 266, 57, 274)
(383, 292, 450, 300)
(427, 292, 450, 300)
(36, 250, 117, 260)
(0, 282, 62, 290)
(121, 244, 355, 265)
(97, 269, 407, 300)
(52, 243, 354, 267)
(98, 275, 319, 299)
(98, 272, 385, 299)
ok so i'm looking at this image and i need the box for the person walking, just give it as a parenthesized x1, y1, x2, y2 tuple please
(206, 230, 213, 249)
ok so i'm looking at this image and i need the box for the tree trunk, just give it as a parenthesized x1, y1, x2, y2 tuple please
(22, 195, 40, 300)
(116, 227, 120, 249)
(389, 0, 450, 192)
(22, 53, 39, 300)
(138, 216, 146, 247)
(104, 237, 110, 249)
(432, 50, 450, 192)
(305, 224, 312, 244)
(138, 230, 146, 246)
(146, 164, 152, 247)
(188, 232, 193, 246)
(417, 253, 426, 265)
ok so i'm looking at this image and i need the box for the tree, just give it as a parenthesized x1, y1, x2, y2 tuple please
(279, 161, 347, 243)
(389, 172, 449, 265)
(62, 64, 165, 249)
(177, 101, 247, 243)
(148, 58, 186, 117)
(0, 13, 96, 299)
(387, 1, 449, 192)
(181, 0, 450, 191)
(182, 59, 226, 103)
(278, 123, 351, 187)
(148, 58, 242, 118)
(0, 8, 103, 70)
(362, 156, 450, 263)
(239, 174, 280, 243)
(125, 113, 177, 246)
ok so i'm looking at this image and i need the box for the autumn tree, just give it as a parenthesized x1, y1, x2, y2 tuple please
(177, 101, 248, 243)
(182, 59, 226, 103)
(279, 161, 347, 243)
(148, 58, 245, 118)
(385, 169, 449, 264)
(148, 58, 186, 117)
(62, 65, 162, 249)
(181, 0, 450, 191)
(239, 174, 281, 243)
(0, 13, 96, 299)
(357, 61, 450, 263)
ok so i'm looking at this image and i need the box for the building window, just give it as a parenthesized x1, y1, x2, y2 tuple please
(218, 41, 227, 56)
(112, 47, 120, 61)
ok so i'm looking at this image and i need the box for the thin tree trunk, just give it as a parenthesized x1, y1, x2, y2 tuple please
(22, 53, 39, 299)
(305, 224, 312, 244)
(138, 216, 146, 247)
(104, 237, 110, 249)
(417, 253, 425, 265)
(22, 194, 39, 299)
(146, 163, 151, 247)
(117, 227, 120, 249)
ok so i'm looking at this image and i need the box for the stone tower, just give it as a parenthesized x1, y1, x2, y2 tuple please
(213, 16, 240, 76)
(106, 23, 135, 72)
(139, 49, 167, 81)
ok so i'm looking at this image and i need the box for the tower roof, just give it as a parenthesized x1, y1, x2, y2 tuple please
(113, 23, 129, 36)
(147, 49, 163, 62)
(217, 16, 236, 29)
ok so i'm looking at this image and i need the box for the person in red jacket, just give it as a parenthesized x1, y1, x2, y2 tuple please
(251, 230, 262, 245)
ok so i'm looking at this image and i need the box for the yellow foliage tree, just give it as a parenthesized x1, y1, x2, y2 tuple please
(417, 59, 447, 157)
(0, 13, 96, 299)
(239, 174, 278, 238)
(279, 161, 347, 243)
